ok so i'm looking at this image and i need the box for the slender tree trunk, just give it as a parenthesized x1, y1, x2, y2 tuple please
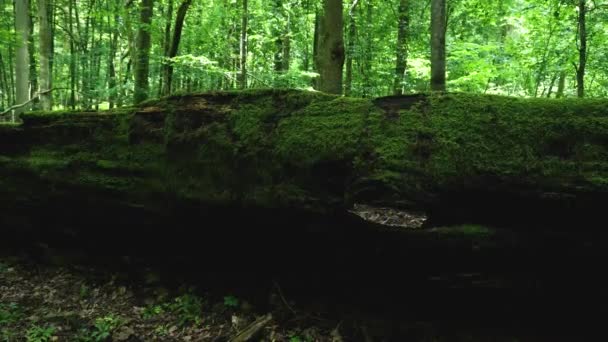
(282, 14, 291, 71)
(0, 53, 6, 109)
(556, 70, 566, 98)
(430, 0, 446, 91)
(361, 0, 373, 96)
(38, 0, 53, 110)
(68, 0, 76, 109)
(8, 44, 15, 107)
(15, 0, 31, 115)
(344, 0, 359, 96)
(312, 9, 319, 80)
(546, 72, 558, 98)
(107, 3, 119, 109)
(159, 0, 173, 96)
(576, 0, 586, 98)
(273, 0, 284, 73)
(314, 0, 345, 94)
(238, 0, 248, 89)
(393, 0, 409, 95)
(161, 0, 192, 96)
(134, 0, 154, 104)
(28, 6, 37, 103)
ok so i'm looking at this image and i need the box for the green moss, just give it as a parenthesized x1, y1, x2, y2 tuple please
(2, 89, 607, 215)
(429, 224, 494, 237)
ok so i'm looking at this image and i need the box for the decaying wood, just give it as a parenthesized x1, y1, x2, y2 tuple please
(229, 313, 273, 342)
(0, 89, 55, 118)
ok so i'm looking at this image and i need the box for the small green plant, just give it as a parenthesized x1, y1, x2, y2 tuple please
(90, 314, 122, 342)
(223, 295, 239, 308)
(170, 293, 202, 326)
(142, 304, 166, 319)
(0, 303, 22, 326)
(2, 327, 16, 342)
(25, 325, 56, 342)
(79, 284, 90, 299)
(153, 324, 170, 337)
(289, 336, 303, 342)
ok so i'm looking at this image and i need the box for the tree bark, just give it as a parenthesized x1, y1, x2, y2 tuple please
(238, 0, 248, 89)
(161, 0, 192, 96)
(38, 0, 53, 110)
(314, 0, 345, 95)
(2, 90, 607, 231)
(344, 0, 359, 97)
(393, 0, 409, 95)
(159, 0, 173, 96)
(556, 70, 566, 98)
(15, 0, 31, 116)
(430, 0, 446, 92)
(576, 0, 586, 98)
(28, 6, 37, 103)
(68, 0, 76, 109)
(134, 0, 154, 104)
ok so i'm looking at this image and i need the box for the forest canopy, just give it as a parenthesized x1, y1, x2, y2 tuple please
(0, 0, 607, 114)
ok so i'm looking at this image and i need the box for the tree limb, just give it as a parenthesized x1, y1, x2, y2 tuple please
(1, 89, 56, 117)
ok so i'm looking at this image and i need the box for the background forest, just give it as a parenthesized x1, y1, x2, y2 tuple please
(1, 0, 607, 114)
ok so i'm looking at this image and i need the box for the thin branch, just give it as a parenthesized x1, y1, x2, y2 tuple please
(1, 89, 61, 117)
(273, 280, 297, 316)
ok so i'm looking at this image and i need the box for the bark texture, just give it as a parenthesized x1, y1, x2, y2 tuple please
(134, 0, 154, 104)
(314, 0, 345, 94)
(430, 0, 446, 92)
(15, 0, 31, 115)
(1, 90, 607, 232)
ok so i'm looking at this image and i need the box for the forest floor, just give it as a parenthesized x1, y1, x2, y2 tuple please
(1, 206, 605, 341)
(0, 256, 342, 342)
(0, 254, 547, 342)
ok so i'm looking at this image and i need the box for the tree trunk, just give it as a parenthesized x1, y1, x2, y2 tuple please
(282, 16, 291, 72)
(107, 9, 119, 109)
(273, 0, 284, 73)
(0, 53, 7, 109)
(314, 0, 345, 95)
(159, 0, 173, 96)
(393, 0, 409, 95)
(161, 0, 192, 96)
(68, 0, 76, 109)
(134, 0, 154, 104)
(15, 0, 31, 116)
(556, 70, 566, 98)
(238, 0, 248, 89)
(430, 0, 446, 92)
(344, 0, 359, 97)
(2, 90, 607, 232)
(361, 0, 373, 96)
(546, 72, 558, 98)
(38, 0, 53, 110)
(576, 0, 586, 98)
(28, 7, 37, 104)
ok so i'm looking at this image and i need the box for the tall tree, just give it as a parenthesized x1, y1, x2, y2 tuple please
(15, 0, 30, 115)
(393, 0, 409, 95)
(134, 0, 154, 104)
(430, 0, 446, 91)
(38, 0, 53, 110)
(344, 0, 360, 96)
(238, 0, 248, 89)
(314, 0, 345, 94)
(575, 0, 587, 98)
(161, 0, 193, 96)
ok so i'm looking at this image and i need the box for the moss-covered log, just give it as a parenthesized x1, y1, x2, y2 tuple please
(1, 89, 607, 234)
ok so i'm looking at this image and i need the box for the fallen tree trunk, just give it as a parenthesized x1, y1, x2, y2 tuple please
(1, 89, 607, 235)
